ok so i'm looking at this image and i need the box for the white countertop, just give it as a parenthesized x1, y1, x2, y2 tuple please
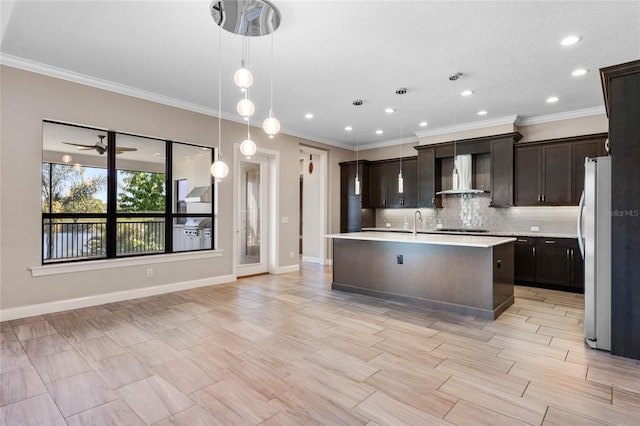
(362, 227, 577, 239)
(326, 232, 516, 248)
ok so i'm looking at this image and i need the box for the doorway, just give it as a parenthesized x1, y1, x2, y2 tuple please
(299, 146, 328, 265)
(237, 155, 270, 276)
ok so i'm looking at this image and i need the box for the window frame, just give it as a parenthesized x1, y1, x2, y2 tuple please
(42, 121, 216, 264)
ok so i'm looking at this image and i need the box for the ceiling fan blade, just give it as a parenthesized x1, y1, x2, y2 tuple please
(62, 141, 96, 149)
(77, 146, 96, 150)
(115, 147, 138, 152)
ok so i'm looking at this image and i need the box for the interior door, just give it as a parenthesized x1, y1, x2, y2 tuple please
(237, 155, 269, 276)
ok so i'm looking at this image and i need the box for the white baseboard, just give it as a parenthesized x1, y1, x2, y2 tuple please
(0, 274, 236, 322)
(301, 256, 324, 264)
(273, 264, 300, 274)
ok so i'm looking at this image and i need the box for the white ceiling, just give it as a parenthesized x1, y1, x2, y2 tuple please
(2, 1, 639, 150)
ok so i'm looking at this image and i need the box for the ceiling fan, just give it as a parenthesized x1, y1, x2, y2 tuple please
(62, 135, 138, 155)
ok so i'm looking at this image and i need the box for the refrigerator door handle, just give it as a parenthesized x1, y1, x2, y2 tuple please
(577, 190, 586, 260)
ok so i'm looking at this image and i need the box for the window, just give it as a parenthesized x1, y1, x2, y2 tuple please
(42, 121, 215, 264)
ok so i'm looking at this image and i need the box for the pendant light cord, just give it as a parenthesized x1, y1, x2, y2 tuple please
(218, 24, 222, 160)
(269, 33, 274, 117)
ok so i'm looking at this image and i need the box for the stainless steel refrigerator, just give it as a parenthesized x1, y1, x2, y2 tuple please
(577, 156, 611, 351)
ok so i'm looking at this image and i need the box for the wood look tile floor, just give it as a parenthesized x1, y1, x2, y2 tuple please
(1, 264, 639, 426)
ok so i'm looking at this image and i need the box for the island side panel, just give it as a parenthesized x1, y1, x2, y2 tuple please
(332, 238, 507, 318)
(492, 242, 515, 317)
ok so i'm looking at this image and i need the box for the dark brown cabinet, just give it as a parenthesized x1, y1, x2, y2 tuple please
(367, 158, 417, 208)
(415, 146, 441, 208)
(515, 143, 572, 206)
(601, 59, 640, 359)
(572, 136, 607, 204)
(490, 137, 515, 207)
(339, 161, 372, 232)
(514, 237, 536, 282)
(514, 236, 583, 291)
(515, 134, 607, 207)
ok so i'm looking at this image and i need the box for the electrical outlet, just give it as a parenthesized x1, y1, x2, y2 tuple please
(436, 223, 443, 229)
(530, 225, 540, 232)
(397, 255, 403, 264)
(146, 268, 153, 278)
(385, 222, 392, 228)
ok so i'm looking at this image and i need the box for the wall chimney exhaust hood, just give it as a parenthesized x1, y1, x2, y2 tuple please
(185, 186, 212, 203)
(437, 154, 489, 195)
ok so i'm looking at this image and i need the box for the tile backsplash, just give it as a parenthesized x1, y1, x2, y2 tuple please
(375, 194, 578, 235)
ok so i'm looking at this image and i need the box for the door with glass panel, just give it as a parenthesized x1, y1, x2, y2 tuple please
(237, 156, 269, 276)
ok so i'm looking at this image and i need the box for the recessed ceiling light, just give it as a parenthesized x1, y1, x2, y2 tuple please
(305, 113, 314, 119)
(385, 107, 396, 114)
(572, 68, 588, 77)
(561, 35, 581, 46)
(477, 110, 488, 116)
(419, 121, 428, 127)
(345, 126, 353, 131)
(375, 129, 383, 135)
(547, 96, 559, 103)
(461, 90, 474, 96)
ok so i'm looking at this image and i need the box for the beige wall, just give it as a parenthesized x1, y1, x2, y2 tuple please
(0, 65, 351, 313)
(517, 114, 608, 143)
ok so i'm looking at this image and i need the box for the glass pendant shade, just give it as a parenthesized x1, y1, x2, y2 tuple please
(210, 160, 229, 180)
(237, 98, 255, 118)
(263, 116, 281, 137)
(398, 170, 404, 194)
(240, 138, 257, 158)
(355, 173, 361, 195)
(233, 67, 253, 89)
(61, 154, 72, 163)
(452, 168, 459, 191)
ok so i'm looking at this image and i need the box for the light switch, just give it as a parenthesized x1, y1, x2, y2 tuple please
(281, 216, 289, 224)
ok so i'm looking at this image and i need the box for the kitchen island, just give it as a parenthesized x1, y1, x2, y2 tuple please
(327, 232, 516, 319)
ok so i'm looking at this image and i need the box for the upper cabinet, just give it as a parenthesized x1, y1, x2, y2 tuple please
(367, 157, 417, 208)
(339, 161, 372, 232)
(415, 146, 441, 208)
(490, 134, 521, 207)
(514, 134, 607, 206)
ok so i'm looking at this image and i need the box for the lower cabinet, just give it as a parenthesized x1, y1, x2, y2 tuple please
(514, 237, 583, 292)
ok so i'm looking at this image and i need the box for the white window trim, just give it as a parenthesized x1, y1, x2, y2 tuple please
(30, 250, 224, 277)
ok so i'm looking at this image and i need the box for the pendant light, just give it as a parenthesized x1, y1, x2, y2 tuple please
(396, 88, 407, 194)
(449, 73, 462, 191)
(353, 99, 363, 195)
(211, 24, 229, 180)
(240, 118, 257, 158)
(237, 95, 255, 119)
(234, 36, 253, 90)
(263, 33, 281, 138)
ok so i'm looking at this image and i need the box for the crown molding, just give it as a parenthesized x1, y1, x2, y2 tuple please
(0, 53, 244, 122)
(415, 115, 520, 139)
(358, 135, 420, 151)
(516, 106, 606, 126)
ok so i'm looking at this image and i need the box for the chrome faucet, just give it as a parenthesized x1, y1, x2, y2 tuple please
(413, 210, 423, 236)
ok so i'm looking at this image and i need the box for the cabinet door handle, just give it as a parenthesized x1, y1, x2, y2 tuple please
(544, 240, 556, 244)
(532, 247, 536, 256)
(517, 239, 528, 242)
(538, 195, 542, 203)
(431, 197, 435, 205)
(570, 249, 574, 260)
(566, 249, 570, 259)
(542, 194, 545, 203)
